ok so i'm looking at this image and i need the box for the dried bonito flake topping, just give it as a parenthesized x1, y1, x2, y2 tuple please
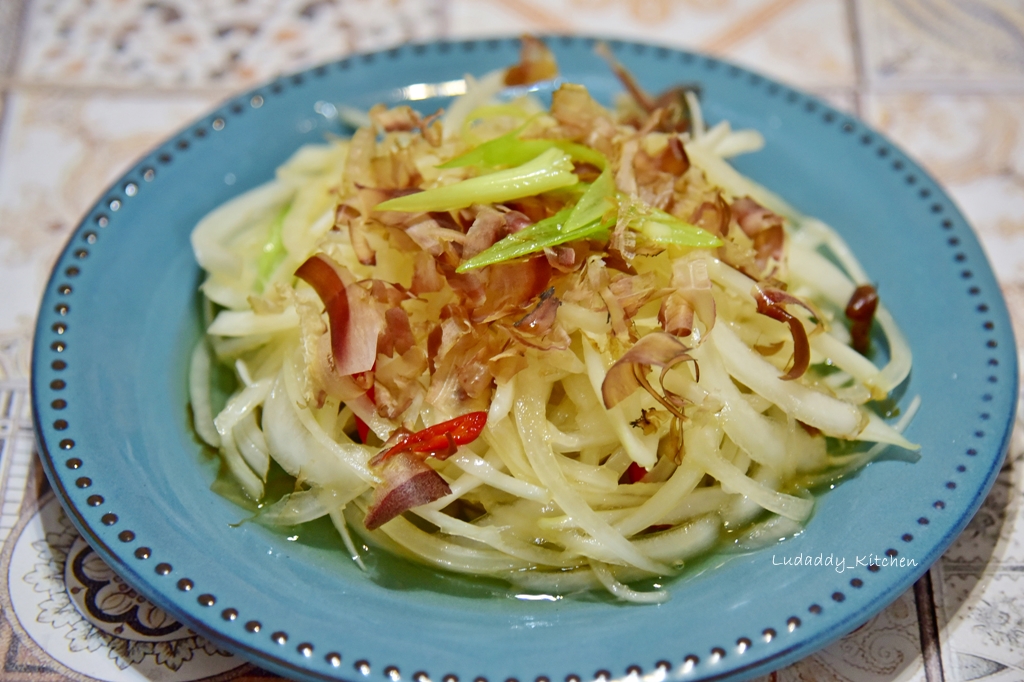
(190, 38, 918, 604)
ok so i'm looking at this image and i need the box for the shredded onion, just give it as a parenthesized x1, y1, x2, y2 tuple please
(189, 50, 919, 605)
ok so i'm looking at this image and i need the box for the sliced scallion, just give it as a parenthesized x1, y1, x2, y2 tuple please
(376, 148, 578, 213)
(563, 167, 615, 232)
(440, 131, 607, 172)
(630, 206, 721, 248)
(257, 203, 290, 289)
(457, 209, 614, 272)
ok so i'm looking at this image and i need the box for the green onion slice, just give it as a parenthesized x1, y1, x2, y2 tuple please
(458, 168, 618, 272)
(257, 202, 290, 289)
(628, 205, 722, 248)
(440, 127, 608, 172)
(376, 148, 579, 213)
(457, 209, 612, 272)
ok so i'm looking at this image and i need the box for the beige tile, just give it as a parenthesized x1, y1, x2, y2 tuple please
(16, 0, 444, 90)
(718, 0, 854, 89)
(448, 0, 856, 89)
(867, 94, 1024, 184)
(0, 89, 216, 333)
(858, 0, 1024, 88)
(813, 89, 858, 114)
(866, 93, 1024, 293)
(1001, 283, 1024, 356)
(447, 0, 551, 35)
(449, 0, 774, 38)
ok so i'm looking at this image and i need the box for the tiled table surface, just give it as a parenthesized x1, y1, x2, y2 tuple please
(0, 1, 1022, 680)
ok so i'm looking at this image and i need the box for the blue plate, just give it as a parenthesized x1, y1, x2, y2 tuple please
(31, 37, 1018, 682)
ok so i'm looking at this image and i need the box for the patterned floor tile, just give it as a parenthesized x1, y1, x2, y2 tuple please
(3, 1, 1024, 679)
(865, 93, 1024, 335)
(868, 89, 1024, 681)
(447, 0, 856, 89)
(16, 0, 445, 90)
(715, 0, 854, 89)
(0, 89, 217, 334)
(0, 490, 252, 681)
(751, 589, 926, 681)
(858, 0, 1024, 88)
(932, 422, 1024, 682)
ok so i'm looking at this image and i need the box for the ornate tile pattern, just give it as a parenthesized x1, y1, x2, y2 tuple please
(931, 428, 1024, 682)
(858, 0, 1024, 89)
(765, 589, 928, 681)
(16, 0, 445, 90)
(857, 6, 1024, 678)
(0, 1, 1022, 680)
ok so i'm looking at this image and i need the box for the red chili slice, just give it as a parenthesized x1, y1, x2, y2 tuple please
(372, 411, 488, 465)
(356, 416, 371, 444)
(355, 385, 375, 444)
(623, 461, 647, 484)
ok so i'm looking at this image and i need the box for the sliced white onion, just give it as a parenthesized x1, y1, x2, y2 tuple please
(449, 452, 550, 502)
(191, 180, 291, 277)
(208, 309, 300, 337)
(188, 339, 220, 448)
(590, 560, 667, 604)
(514, 368, 671, 576)
(712, 323, 862, 438)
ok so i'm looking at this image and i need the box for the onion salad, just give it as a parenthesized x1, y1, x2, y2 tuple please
(189, 38, 918, 604)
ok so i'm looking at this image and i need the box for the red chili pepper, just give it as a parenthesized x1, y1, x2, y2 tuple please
(375, 412, 488, 463)
(355, 385, 374, 444)
(623, 461, 647, 484)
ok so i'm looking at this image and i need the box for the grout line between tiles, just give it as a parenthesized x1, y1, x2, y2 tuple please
(844, 0, 868, 117)
(10, 0, 33, 78)
(868, 78, 1024, 95)
(0, 0, 29, 79)
(914, 569, 946, 682)
(0, 0, 30, 168)
(0, 78, 238, 99)
(0, 390, 20, 536)
(0, 88, 8, 147)
(8, 77, 1019, 101)
(0, 88, 15, 199)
